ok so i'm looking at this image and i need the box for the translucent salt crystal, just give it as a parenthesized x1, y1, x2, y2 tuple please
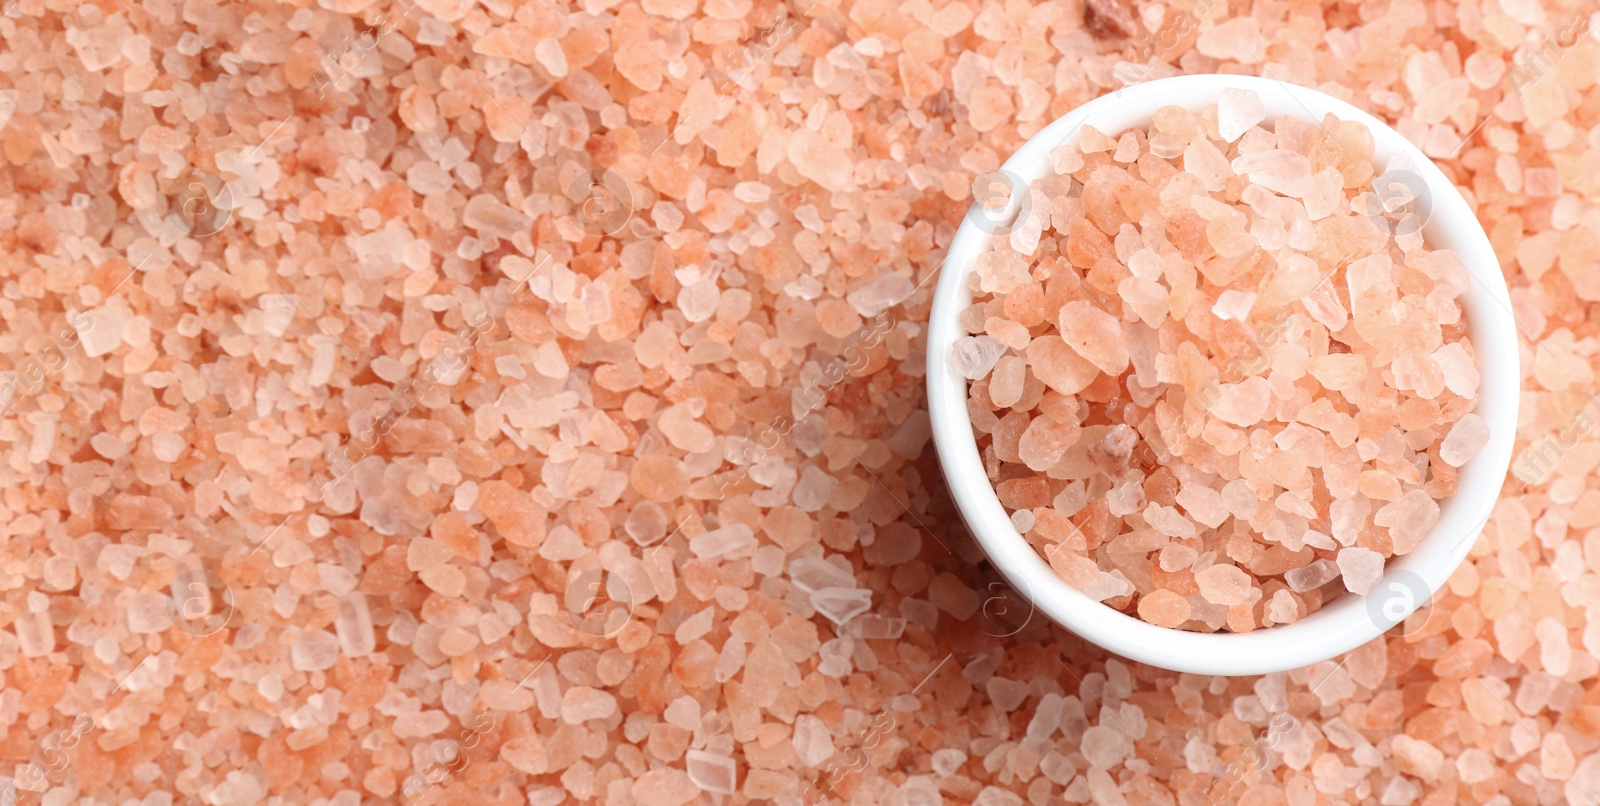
(1211, 290, 1256, 321)
(1432, 342, 1480, 397)
(462, 194, 532, 239)
(1456, 748, 1495, 784)
(290, 629, 340, 671)
(1136, 589, 1191, 628)
(1284, 559, 1339, 592)
(1119, 276, 1169, 326)
(847, 272, 916, 317)
(406, 537, 452, 571)
(1209, 377, 1271, 426)
(1144, 503, 1196, 539)
(1266, 590, 1299, 624)
(1383, 775, 1422, 805)
(792, 714, 836, 766)
(1336, 547, 1384, 595)
(335, 593, 375, 657)
(689, 525, 755, 558)
(1054, 481, 1089, 517)
(561, 686, 618, 723)
(1176, 484, 1228, 528)
(1010, 508, 1036, 534)
(789, 556, 855, 593)
(1194, 564, 1252, 606)
(407, 161, 454, 194)
(624, 501, 670, 546)
(1103, 476, 1143, 519)
(793, 466, 838, 512)
(152, 432, 187, 462)
(1026, 693, 1063, 742)
(1079, 725, 1131, 769)
(989, 355, 1025, 408)
(838, 615, 906, 639)
(1439, 413, 1489, 467)
(1183, 138, 1234, 190)
(258, 294, 298, 338)
(1374, 490, 1440, 554)
(539, 525, 585, 561)
(127, 591, 170, 634)
(1084, 570, 1133, 602)
(1537, 617, 1571, 676)
(1301, 529, 1334, 550)
(932, 748, 967, 777)
(1158, 544, 1197, 571)
(77, 307, 124, 357)
(90, 432, 127, 460)
(811, 587, 873, 625)
(1028, 335, 1100, 395)
(1019, 416, 1081, 472)
(685, 749, 737, 795)
(975, 250, 1031, 295)
(1231, 150, 1315, 198)
(1216, 88, 1266, 143)
(1058, 301, 1129, 375)
(659, 404, 714, 453)
(1330, 496, 1371, 546)
(901, 777, 943, 806)
(16, 610, 53, 656)
(676, 280, 719, 324)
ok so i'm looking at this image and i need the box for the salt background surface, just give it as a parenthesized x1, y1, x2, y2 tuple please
(0, 0, 1592, 803)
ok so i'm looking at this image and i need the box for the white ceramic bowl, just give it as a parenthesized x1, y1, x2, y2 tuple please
(927, 74, 1518, 676)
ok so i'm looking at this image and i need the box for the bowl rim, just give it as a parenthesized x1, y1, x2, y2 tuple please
(925, 73, 1519, 676)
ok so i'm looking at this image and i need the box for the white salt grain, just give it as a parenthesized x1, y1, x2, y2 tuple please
(847, 272, 916, 317)
(685, 750, 737, 795)
(789, 556, 855, 593)
(811, 587, 873, 624)
(1336, 547, 1384, 595)
(1216, 88, 1266, 142)
(952, 335, 1007, 380)
(1285, 559, 1339, 593)
(689, 525, 755, 558)
(1439, 413, 1489, 467)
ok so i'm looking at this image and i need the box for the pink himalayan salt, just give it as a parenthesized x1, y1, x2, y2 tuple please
(1440, 412, 1490, 467)
(1216, 87, 1266, 142)
(1057, 302, 1129, 375)
(1194, 564, 1253, 606)
(1285, 559, 1339, 593)
(632, 768, 701, 806)
(1336, 547, 1385, 595)
(685, 750, 737, 795)
(1136, 589, 1191, 627)
(17, 1, 1583, 802)
(964, 96, 1479, 632)
(1080, 725, 1132, 769)
(562, 686, 619, 723)
(1265, 589, 1301, 624)
(953, 335, 1007, 379)
(1375, 490, 1441, 554)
